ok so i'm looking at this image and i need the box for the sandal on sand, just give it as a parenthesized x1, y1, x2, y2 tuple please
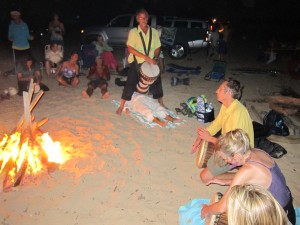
(175, 108, 182, 115)
(180, 102, 188, 108)
(180, 102, 189, 116)
(180, 102, 194, 117)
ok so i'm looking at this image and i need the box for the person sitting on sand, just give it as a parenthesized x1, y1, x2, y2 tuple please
(227, 184, 289, 225)
(200, 129, 296, 225)
(17, 57, 48, 95)
(124, 92, 182, 127)
(191, 78, 254, 183)
(56, 52, 79, 87)
(82, 55, 110, 99)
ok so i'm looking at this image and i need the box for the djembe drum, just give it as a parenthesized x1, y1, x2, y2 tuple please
(195, 140, 215, 169)
(205, 192, 228, 225)
(137, 61, 160, 94)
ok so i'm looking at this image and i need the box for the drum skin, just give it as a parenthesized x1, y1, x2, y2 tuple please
(137, 62, 160, 94)
(196, 140, 209, 169)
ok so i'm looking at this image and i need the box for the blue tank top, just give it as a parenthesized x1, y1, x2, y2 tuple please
(247, 154, 290, 207)
(62, 67, 76, 78)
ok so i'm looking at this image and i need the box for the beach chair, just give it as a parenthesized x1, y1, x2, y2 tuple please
(79, 43, 99, 70)
(44, 44, 64, 76)
(204, 60, 227, 82)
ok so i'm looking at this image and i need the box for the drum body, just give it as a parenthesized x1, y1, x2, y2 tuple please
(137, 62, 160, 94)
(205, 192, 228, 225)
(195, 140, 214, 169)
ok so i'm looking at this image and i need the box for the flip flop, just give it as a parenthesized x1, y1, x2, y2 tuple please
(180, 102, 188, 108)
(175, 107, 182, 115)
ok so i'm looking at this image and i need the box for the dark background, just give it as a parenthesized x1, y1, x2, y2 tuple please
(1, 0, 300, 46)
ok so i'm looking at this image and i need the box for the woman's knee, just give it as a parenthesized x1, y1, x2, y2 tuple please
(200, 167, 213, 183)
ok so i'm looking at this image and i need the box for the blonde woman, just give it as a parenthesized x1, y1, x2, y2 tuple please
(227, 184, 289, 225)
(200, 129, 295, 225)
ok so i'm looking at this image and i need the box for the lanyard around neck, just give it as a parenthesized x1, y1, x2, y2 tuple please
(138, 27, 152, 56)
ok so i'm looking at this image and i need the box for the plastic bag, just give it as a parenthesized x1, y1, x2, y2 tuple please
(263, 110, 289, 136)
(179, 198, 209, 225)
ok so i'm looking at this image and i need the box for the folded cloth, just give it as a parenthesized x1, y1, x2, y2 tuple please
(179, 198, 210, 225)
(112, 100, 186, 128)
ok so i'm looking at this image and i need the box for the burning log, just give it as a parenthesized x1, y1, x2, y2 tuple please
(0, 158, 15, 192)
(0, 79, 68, 192)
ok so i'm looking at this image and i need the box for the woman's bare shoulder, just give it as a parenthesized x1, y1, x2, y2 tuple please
(251, 149, 274, 166)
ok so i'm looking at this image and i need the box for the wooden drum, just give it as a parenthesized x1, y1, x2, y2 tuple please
(137, 61, 160, 94)
(195, 140, 215, 169)
(205, 192, 228, 225)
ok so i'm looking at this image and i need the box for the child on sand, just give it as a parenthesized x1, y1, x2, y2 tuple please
(124, 92, 182, 127)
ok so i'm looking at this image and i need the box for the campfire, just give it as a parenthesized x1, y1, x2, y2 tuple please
(0, 80, 69, 192)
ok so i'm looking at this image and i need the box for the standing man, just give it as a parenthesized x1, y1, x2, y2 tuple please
(116, 8, 166, 115)
(8, 10, 34, 70)
(192, 78, 254, 184)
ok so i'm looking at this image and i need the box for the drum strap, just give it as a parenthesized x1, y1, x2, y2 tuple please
(133, 27, 152, 77)
(138, 27, 152, 56)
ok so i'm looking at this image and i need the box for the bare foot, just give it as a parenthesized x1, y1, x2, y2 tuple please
(153, 117, 168, 127)
(157, 120, 168, 127)
(172, 118, 183, 124)
(102, 92, 109, 99)
(82, 90, 89, 98)
(165, 115, 182, 124)
(125, 108, 130, 115)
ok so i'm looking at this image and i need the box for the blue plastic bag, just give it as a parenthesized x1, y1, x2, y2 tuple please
(179, 198, 210, 225)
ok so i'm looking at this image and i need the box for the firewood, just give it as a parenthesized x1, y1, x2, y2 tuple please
(23, 91, 33, 140)
(268, 96, 300, 116)
(269, 102, 298, 116)
(12, 159, 28, 188)
(268, 134, 300, 144)
(0, 158, 15, 192)
(13, 91, 44, 134)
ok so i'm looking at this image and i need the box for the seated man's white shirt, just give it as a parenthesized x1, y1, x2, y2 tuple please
(46, 50, 63, 64)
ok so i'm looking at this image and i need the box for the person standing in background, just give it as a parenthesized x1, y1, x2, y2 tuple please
(48, 12, 65, 47)
(8, 10, 34, 71)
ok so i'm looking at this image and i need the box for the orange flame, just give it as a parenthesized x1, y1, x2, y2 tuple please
(0, 131, 69, 183)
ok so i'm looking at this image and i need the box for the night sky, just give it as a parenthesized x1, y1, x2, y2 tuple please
(1, 0, 300, 43)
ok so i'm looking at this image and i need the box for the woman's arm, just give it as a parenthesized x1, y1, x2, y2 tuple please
(201, 166, 251, 218)
(56, 62, 65, 76)
(48, 22, 53, 33)
(60, 22, 65, 35)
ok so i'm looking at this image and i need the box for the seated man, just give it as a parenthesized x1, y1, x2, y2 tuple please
(192, 78, 254, 184)
(45, 43, 63, 76)
(17, 57, 48, 95)
(124, 92, 182, 127)
(82, 56, 110, 99)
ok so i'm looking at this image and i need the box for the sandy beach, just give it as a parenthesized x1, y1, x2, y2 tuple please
(0, 38, 299, 225)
